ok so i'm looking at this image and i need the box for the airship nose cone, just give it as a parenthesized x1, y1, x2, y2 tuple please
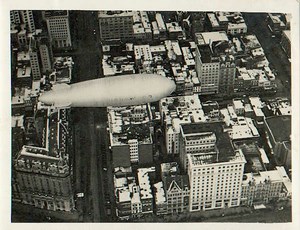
(39, 92, 54, 105)
(166, 78, 176, 95)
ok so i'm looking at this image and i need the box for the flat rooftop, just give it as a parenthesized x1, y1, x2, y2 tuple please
(265, 115, 291, 142)
(98, 10, 133, 18)
(45, 10, 68, 17)
(181, 122, 235, 161)
(198, 44, 213, 63)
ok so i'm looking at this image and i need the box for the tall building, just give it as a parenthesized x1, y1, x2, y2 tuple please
(195, 31, 232, 95)
(98, 11, 134, 42)
(20, 10, 36, 33)
(29, 37, 41, 80)
(13, 108, 75, 212)
(33, 32, 53, 73)
(219, 55, 236, 94)
(180, 122, 246, 211)
(10, 10, 21, 27)
(10, 10, 35, 33)
(45, 11, 72, 48)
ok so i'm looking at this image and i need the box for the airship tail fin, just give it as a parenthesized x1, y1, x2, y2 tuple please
(52, 83, 71, 91)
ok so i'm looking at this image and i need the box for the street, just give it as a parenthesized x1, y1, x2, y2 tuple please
(243, 13, 291, 99)
(70, 11, 110, 222)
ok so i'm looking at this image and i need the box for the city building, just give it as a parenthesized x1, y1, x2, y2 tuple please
(36, 33, 53, 73)
(10, 10, 21, 27)
(45, 10, 72, 48)
(264, 115, 291, 170)
(225, 12, 247, 35)
(219, 55, 236, 94)
(195, 31, 233, 95)
(163, 174, 190, 215)
(114, 174, 139, 220)
(132, 11, 152, 42)
(267, 13, 287, 34)
(17, 26, 28, 48)
(234, 141, 270, 173)
(155, 13, 167, 40)
(159, 95, 206, 155)
(153, 182, 167, 215)
(10, 10, 36, 33)
(166, 22, 184, 40)
(178, 122, 246, 211)
(29, 37, 42, 80)
(13, 108, 75, 212)
(20, 10, 36, 33)
(160, 162, 190, 215)
(235, 67, 276, 92)
(240, 167, 291, 206)
(108, 105, 153, 167)
(49, 56, 73, 84)
(187, 148, 246, 211)
(98, 11, 134, 42)
(220, 105, 260, 142)
(206, 12, 247, 35)
(201, 101, 220, 121)
(134, 45, 153, 67)
(137, 167, 155, 215)
(114, 166, 156, 219)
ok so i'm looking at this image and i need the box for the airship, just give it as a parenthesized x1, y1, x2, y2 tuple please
(39, 74, 176, 107)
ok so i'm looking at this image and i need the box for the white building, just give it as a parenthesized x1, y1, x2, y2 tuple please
(187, 149, 246, 211)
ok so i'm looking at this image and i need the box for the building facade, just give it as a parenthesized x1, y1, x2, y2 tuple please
(179, 122, 246, 212)
(98, 11, 134, 42)
(14, 146, 74, 211)
(195, 44, 220, 95)
(240, 167, 290, 206)
(187, 150, 246, 212)
(163, 175, 190, 214)
(29, 37, 41, 80)
(218, 55, 236, 94)
(45, 11, 72, 48)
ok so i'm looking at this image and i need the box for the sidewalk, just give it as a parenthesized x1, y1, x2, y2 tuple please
(133, 206, 252, 223)
(162, 206, 251, 222)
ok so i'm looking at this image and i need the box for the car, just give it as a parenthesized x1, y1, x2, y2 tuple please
(76, 192, 84, 198)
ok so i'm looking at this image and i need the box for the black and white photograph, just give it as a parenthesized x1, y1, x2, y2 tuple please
(1, 0, 299, 228)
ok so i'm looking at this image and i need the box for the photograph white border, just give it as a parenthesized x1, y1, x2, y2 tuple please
(1, 0, 299, 229)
